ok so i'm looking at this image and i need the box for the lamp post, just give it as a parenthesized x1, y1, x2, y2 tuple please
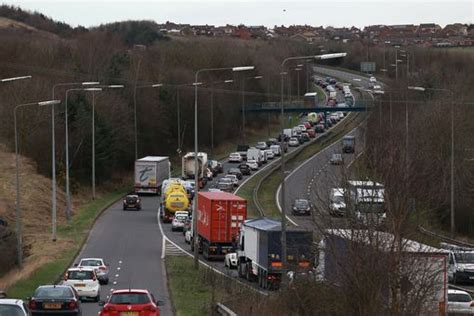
(89, 85, 124, 199)
(52, 81, 99, 227)
(241, 75, 263, 144)
(210, 79, 233, 157)
(14, 99, 61, 268)
(408, 86, 455, 237)
(176, 82, 202, 157)
(279, 53, 347, 286)
(294, 67, 302, 100)
(193, 65, 254, 269)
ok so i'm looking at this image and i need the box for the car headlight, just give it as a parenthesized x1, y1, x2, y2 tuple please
(293, 207, 297, 210)
(457, 266, 465, 272)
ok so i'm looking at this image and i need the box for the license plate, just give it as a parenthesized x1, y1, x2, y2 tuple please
(74, 283, 86, 287)
(44, 303, 61, 309)
(120, 312, 138, 316)
(469, 277, 474, 280)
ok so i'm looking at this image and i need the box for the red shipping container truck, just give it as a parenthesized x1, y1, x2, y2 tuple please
(196, 191, 247, 260)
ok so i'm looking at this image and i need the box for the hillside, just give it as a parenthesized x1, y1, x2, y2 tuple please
(0, 17, 59, 40)
(0, 143, 67, 287)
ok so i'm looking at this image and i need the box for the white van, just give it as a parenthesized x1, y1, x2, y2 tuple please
(247, 147, 264, 166)
(329, 188, 346, 216)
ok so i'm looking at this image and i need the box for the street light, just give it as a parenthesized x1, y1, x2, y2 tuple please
(242, 75, 263, 144)
(14, 99, 61, 268)
(408, 86, 455, 237)
(279, 53, 346, 286)
(193, 65, 254, 269)
(51, 81, 100, 231)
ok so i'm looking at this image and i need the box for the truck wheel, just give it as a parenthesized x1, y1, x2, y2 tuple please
(238, 262, 245, 278)
(246, 262, 251, 281)
(203, 242, 209, 260)
(190, 239, 194, 252)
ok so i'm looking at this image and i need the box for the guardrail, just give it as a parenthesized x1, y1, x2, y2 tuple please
(418, 226, 474, 248)
(215, 302, 238, 316)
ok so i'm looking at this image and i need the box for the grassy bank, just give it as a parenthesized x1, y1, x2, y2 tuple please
(7, 188, 128, 298)
(165, 256, 255, 316)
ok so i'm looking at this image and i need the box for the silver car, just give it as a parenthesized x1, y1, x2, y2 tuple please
(77, 257, 109, 285)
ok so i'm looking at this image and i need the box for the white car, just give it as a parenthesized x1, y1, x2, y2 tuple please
(289, 137, 299, 147)
(330, 153, 344, 165)
(256, 142, 267, 150)
(336, 111, 344, 119)
(208, 188, 222, 192)
(329, 188, 346, 216)
(0, 299, 28, 315)
(246, 159, 259, 170)
(228, 152, 243, 163)
(264, 149, 275, 159)
(77, 258, 109, 285)
(369, 76, 376, 82)
(224, 252, 238, 269)
(224, 175, 239, 187)
(270, 144, 281, 156)
(172, 211, 189, 231)
(448, 289, 474, 314)
(297, 124, 307, 132)
(63, 268, 100, 301)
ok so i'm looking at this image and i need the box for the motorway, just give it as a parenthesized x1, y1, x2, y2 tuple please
(70, 66, 372, 315)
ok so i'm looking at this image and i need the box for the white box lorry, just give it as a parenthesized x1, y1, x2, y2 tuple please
(134, 156, 170, 194)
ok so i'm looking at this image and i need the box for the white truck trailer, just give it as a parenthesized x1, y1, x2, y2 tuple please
(134, 156, 171, 194)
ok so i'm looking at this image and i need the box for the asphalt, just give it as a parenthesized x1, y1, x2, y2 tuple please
(74, 196, 172, 316)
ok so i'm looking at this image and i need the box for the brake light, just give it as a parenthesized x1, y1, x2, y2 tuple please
(28, 300, 37, 310)
(470, 301, 474, 307)
(64, 272, 68, 281)
(99, 266, 107, 271)
(271, 261, 282, 268)
(68, 301, 78, 310)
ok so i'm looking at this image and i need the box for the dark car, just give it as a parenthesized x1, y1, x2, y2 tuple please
(314, 124, 325, 133)
(28, 285, 81, 316)
(297, 135, 305, 144)
(292, 199, 312, 216)
(236, 144, 250, 160)
(123, 195, 141, 211)
(238, 163, 251, 176)
(278, 134, 290, 143)
(325, 119, 333, 128)
(301, 133, 310, 142)
(217, 178, 233, 192)
(228, 168, 243, 180)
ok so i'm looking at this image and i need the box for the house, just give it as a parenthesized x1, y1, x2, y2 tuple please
(441, 24, 468, 37)
(232, 25, 251, 40)
(416, 23, 442, 35)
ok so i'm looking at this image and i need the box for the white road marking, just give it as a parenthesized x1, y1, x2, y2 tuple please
(113, 281, 117, 285)
(115, 274, 119, 277)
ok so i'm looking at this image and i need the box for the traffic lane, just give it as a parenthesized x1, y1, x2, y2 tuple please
(283, 127, 363, 231)
(78, 196, 172, 316)
(314, 67, 373, 89)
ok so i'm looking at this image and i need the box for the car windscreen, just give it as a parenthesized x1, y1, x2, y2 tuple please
(332, 196, 345, 203)
(175, 215, 187, 221)
(0, 305, 24, 316)
(454, 252, 474, 263)
(109, 293, 151, 304)
(67, 270, 94, 280)
(448, 293, 472, 302)
(295, 200, 309, 208)
(219, 179, 232, 184)
(34, 287, 73, 298)
(80, 259, 101, 267)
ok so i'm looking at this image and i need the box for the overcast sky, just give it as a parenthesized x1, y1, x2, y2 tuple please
(3, 0, 473, 28)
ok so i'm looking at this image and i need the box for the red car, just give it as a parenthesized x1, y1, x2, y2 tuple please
(100, 289, 161, 316)
(307, 129, 316, 138)
(302, 122, 311, 129)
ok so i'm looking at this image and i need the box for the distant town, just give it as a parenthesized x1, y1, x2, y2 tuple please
(158, 22, 474, 47)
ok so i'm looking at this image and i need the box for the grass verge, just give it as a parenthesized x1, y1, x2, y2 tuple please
(7, 188, 128, 298)
(165, 256, 256, 316)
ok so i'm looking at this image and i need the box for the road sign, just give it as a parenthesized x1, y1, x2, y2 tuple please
(360, 62, 376, 73)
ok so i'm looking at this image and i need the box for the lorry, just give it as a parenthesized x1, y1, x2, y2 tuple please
(134, 156, 171, 194)
(307, 112, 319, 125)
(182, 152, 208, 186)
(237, 218, 313, 290)
(342, 135, 355, 153)
(316, 229, 447, 315)
(160, 179, 190, 223)
(304, 92, 318, 107)
(194, 192, 247, 260)
(347, 180, 385, 224)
